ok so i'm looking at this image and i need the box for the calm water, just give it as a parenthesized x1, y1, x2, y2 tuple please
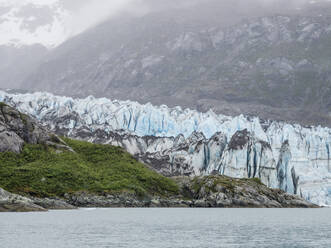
(0, 208, 331, 248)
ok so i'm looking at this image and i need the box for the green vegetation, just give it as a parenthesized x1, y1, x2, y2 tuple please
(192, 176, 233, 195)
(192, 175, 264, 195)
(245, 177, 263, 185)
(0, 102, 8, 108)
(0, 138, 179, 198)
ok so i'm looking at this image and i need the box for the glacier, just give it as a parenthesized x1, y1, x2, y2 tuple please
(0, 90, 330, 206)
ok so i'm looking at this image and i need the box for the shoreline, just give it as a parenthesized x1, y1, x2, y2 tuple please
(1, 191, 319, 213)
(0, 175, 320, 213)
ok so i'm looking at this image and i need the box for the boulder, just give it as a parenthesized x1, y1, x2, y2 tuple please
(0, 188, 46, 212)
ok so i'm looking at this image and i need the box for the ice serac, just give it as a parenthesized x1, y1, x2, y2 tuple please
(0, 91, 330, 206)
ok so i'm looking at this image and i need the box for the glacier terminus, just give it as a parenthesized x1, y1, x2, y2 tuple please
(0, 90, 330, 206)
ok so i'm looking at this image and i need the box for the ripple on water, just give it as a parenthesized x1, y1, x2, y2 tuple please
(0, 208, 330, 248)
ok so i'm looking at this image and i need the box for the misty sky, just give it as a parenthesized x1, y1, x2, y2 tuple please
(63, 0, 137, 35)
(0, 0, 329, 47)
(61, 0, 329, 35)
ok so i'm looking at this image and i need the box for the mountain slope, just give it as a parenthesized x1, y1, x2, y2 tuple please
(22, 1, 331, 126)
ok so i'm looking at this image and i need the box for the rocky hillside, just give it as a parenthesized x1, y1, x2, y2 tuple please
(21, 0, 331, 126)
(1, 91, 329, 206)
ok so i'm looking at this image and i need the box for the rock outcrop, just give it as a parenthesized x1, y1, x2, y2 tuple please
(0, 102, 72, 153)
(0, 187, 76, 212)
(0, 188, 46, 212)
(1, 176, 316, 211)
(177, 176, 317, 208)
(30, 197, 76, 210)
(63, 176, 317, 208)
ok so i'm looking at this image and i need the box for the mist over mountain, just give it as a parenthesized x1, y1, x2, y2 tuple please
(14, 0, 331, 126)
(0, 0, 139, 89)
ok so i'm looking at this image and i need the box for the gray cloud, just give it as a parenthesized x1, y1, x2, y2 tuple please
(63, 0, 136, 36)
(62, 0, 223, 36)
(62, 0, 327, 37)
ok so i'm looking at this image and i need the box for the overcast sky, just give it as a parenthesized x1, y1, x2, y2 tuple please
(0, 0, 328, 47)
(63, 0, 137, 35)
(62, 0, 328, 35)
(56, 0, 207, 36)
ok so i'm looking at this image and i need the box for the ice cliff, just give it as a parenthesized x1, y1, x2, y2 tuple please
(0, 91, 330, 206)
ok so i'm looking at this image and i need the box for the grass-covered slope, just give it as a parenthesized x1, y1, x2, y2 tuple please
(0, 138, 179, 198)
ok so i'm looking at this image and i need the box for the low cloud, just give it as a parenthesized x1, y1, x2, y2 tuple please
(64, 0, 136, 36)
(34, 0, 331, 37)
(64, 0, 202, 36)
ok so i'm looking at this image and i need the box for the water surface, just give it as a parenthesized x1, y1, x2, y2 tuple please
(1, 208, 330, 248)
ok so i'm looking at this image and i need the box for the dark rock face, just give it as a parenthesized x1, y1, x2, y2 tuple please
(22, 2, 331, 126)
(0, 102, 70, 153)
(228, 129, 250, 150)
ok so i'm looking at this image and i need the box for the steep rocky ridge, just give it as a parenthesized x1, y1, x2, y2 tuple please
(0, 91, 329, 206)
